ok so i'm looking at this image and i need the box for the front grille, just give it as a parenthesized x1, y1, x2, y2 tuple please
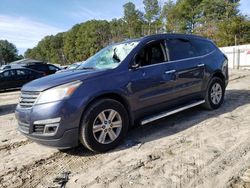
(19, 121, 30, 133)
(19, 91, 40, 108)
(34, 124, 45, 133)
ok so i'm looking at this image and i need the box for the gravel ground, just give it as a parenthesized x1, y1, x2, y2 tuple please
(0, 69, 250, 188)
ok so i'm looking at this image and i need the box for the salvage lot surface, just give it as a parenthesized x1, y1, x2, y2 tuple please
(0, 69, 250, 188)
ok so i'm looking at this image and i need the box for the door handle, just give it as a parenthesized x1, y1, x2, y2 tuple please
(165, 70, 176, 74)
(197, 64, 205, 67)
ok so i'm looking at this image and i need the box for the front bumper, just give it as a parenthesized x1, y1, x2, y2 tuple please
(15, 98, 84, 149)
(20, 128, 79, 149)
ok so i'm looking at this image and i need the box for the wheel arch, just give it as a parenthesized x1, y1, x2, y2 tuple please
(82, 92, 134, 127)
(212, 70, 226, 86)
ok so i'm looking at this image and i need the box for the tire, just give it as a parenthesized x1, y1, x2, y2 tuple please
(79, 99, 129, 153)
(203, 77, 225, 110)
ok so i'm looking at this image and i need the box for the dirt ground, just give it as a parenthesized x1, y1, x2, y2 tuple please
(0, 69, 250, 188)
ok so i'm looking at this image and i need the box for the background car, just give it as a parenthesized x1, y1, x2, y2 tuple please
(56, 62, 83, 73)
(0, 68, 44, 90)
(1, 62, 61, 75)
(0, 64, 22, 70)
(23, 63, 61, 75)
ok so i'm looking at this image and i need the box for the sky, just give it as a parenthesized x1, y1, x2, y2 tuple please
(0, 0, 250, 55)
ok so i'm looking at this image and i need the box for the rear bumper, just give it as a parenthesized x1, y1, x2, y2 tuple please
(19, 127, 79, 149)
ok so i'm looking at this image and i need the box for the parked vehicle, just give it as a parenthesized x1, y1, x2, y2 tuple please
(23, 63, 61, 75)
(67, 62, 82, 70)
(0, 64, 22, 70)
(56, 62, 83, 73)
(0, 63, 61, 75)
(0, 68, 44, 90)
(15, 34, 228, 152)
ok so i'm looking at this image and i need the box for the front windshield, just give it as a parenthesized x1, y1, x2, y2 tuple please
(68, 63, 80, 70)
(77, 41, 139, 70)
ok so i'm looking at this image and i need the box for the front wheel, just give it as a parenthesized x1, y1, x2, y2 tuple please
(203, 77, 225, 110)
(79, 99, 129, 152)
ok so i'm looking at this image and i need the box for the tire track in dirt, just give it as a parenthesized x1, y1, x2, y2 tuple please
(0, 146, 101, 188)
(187, 138, 250, 187)
(0, 140, 31, 151)
(0, 151, 61, 188)
(229, 167, 250, 188)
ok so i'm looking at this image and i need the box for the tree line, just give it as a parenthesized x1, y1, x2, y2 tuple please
(0, 40, 23, 65)
(15, 0, 250, 65)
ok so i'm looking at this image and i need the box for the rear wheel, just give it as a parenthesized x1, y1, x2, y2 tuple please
(203, 77, 225, 110)
(79, 99, 129, 152)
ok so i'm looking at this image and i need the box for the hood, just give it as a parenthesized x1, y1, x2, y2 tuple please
(22, 69, 105, 92)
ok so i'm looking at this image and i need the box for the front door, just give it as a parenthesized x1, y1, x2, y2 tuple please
(129, 40, 176, 116)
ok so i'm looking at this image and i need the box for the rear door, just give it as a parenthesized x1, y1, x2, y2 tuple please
(16, 69, 30, 87)
(129, 40, 176, 115)
(0, 70, 16, 89)
(166, 38, 205, 99)
(27, 64, 49, 75)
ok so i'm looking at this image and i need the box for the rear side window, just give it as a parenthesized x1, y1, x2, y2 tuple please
(191, 39, 216, 56)
(49, 65, 60, 71)
(17, 69, 27, 76)
(166, 39, 198, 61)
(27, 64, 48, 72)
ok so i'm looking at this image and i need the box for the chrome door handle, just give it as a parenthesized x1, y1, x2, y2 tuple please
(197, 64, 205, 67)
(165, 70, 176, 74)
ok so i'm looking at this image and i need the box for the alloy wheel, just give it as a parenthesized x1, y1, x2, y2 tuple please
(92, 109, 122, 144)
(210, 83, 222, 105)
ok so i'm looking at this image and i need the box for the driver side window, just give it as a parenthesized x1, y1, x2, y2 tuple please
(136, 41, 167, 67)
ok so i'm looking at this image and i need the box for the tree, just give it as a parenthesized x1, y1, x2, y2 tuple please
(0, 40, 19, 65)
(194, 0, 246, 46)
(143, 0, 160, 34)
(174, 0, 203, 33)
(109, 19, 127, 42)
(216, 15, 250, 46)
(75, 20, 111, 60)
(123, 2, 143, 38)
(161, 0, 177, 33)
(63, 24, 81, 64)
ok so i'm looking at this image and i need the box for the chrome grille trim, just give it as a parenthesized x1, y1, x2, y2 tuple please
(34, 125, 45, 133)
(19, 91, 40, 108)
(19, 121, 30, 133)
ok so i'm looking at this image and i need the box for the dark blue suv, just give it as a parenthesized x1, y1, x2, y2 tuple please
(15, 34, 228, 152)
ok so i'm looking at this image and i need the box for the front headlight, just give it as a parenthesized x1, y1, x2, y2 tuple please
(36, 80, 82, 104)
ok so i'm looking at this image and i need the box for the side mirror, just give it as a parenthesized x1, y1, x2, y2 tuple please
(130, 61, 140, 69)
(130, 54, 140, 69)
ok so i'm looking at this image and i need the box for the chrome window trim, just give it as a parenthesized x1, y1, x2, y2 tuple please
(133, 49, 216, 70)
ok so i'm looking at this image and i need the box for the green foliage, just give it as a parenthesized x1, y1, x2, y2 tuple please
(161, 0, 177, 32)
(74, 20, 111, 60)
(0, 40, 20, 65)
(24, 0, 250, 65)
(143, 0, 161, 34)
(123, 2, 144, 38)
(25, 33, 64, 64)
(216, 15, 250, 46)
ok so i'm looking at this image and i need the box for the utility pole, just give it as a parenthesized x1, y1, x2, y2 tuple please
(234, 34, 237, 46)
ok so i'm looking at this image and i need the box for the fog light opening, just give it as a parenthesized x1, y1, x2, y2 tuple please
(44, 124, 59, 135)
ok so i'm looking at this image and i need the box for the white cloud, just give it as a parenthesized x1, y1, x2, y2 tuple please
(69, 6, 103, 20)
(0, 15, 63, 53)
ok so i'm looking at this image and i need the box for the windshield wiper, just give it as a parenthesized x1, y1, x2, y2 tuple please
(78, 67, 96, 70)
